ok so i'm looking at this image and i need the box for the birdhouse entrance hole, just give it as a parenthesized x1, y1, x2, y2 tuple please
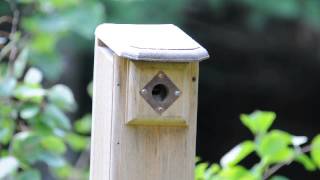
(140, 71, 181, 114)
(152, 84, 168, 102)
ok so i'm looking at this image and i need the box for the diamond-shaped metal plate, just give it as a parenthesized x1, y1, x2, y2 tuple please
(140, 71, 181, 114)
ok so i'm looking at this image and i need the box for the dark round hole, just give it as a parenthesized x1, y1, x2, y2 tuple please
(152, 84, 168, 102)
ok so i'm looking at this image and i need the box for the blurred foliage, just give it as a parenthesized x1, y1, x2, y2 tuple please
(1, 0, 320, 179)
(102, 0, 187, 24)
(195, 111, 320, 180)
(0, 0, 102, 179)
(16, 0, 103, 80)
(208, 0, 320, 29)
(100, 0, 320, 30)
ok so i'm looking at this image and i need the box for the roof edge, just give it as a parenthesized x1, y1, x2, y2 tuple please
(95, 23, 210, 62)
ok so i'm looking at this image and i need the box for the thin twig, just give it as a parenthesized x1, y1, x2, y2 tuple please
(0, 40, 15, 61)
(68, 145, 91, 180)
(263, 145, 312, 180)
(7, 0, 19, 62)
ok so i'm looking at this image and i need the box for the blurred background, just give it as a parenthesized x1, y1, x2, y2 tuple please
(1, 0, 320, 179)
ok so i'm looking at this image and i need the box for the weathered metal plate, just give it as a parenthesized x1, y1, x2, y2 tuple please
(140, 71, 181, 114)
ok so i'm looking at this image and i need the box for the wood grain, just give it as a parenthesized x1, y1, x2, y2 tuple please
(90, 41, 114, 180)
(126, 61, 196, 126)
(90, 44, 200, 180)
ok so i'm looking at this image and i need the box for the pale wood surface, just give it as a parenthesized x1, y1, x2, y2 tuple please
(91, 45, 199, 180)
(95, 24, 209, 62)
(112, 57, 199, 180)
(90, 42, 114, 180)
(126, 61, 195, 126)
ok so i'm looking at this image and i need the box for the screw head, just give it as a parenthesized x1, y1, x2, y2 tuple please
(141, 89, 147, 95)
(175, 90, 181, 96)
(157, 107, 163, 112)
(158, 73, 164, 78)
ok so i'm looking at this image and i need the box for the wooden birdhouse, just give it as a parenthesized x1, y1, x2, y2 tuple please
(90, 24, 209, 180)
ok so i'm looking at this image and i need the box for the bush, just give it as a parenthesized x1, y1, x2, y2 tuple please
(195, 111, 320, 180)
(0, 0, 103, 179)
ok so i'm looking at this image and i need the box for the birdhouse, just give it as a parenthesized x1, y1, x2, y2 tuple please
(90, 24, 209, 180)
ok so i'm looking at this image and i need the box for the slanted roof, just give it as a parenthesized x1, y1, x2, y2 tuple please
(95, 24, 210, 62)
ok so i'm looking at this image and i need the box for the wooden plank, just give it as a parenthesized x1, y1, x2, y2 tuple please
(109, 57, 199, 180)
(90, 41, 200, 180)
(90, 41, 115, 180)
(95, 24, 210, 62)
(126, 61, 195, 126)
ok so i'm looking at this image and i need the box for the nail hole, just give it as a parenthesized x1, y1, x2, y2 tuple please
(152, 84, 168, 102)
(192, 77, 197, 82)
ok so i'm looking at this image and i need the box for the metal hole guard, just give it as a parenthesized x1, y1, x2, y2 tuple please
(140, 71, 181, 114)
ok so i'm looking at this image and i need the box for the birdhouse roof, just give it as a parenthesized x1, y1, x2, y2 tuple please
(95, 24, 209, 62)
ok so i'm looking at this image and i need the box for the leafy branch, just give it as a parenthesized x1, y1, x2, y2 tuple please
(195, 111, 320, 180)
(0, 0, 100, 179)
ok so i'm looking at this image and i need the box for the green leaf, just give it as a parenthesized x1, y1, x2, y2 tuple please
(205, 163, 220, 179)
(37, 152, 65, 167)
(251, 160, 268, 177)
(0, 77, 17, 97)
(14, 48, 29, 78)
(26, 33, 62, 80)
(48, 84, 76, 112)
(53, 163, 72, 178)
(240, 110, 276, 135)
(0, 64, 8, 77)
(29, 50, 62, 80)
(20, 103, 40, 119)
(29, 33, 57, 53)
(43, 104, 71, 130)
(38, 0, 78, 10)
(51, 0, 78, 8)
(12, 132, 43, 164)
(0, 102, 16, 118)
(0, 150, 9, 157)
(12, 132, 67, 168)
(24, 68, 43, 84)
(218, 166, 259, 180)
(22, 16, 66, 34)
(270, 175, 290, 180)
(257, 130, 294, 164)
(13, 84, 46, 103)
(195, 162, 208, 180)
(0, 118, 15, 144)
(64, 2, 105, 39)
(75, 114, 91, 134)
(66, 133, 89, 151)
(87, 81, 93, 97)
(17, 169, 41, 180)
(41, 136, 66, 155)
(220, 140, 255, 167)
(0, 156, 19, 179)
(311, 135, 320, 168)
(295, 154, 317, 171)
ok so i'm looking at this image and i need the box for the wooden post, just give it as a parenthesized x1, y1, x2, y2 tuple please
(90, 24, 209, 180)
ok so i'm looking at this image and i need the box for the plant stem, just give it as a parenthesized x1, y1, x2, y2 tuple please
(263, 145, 311, 180)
